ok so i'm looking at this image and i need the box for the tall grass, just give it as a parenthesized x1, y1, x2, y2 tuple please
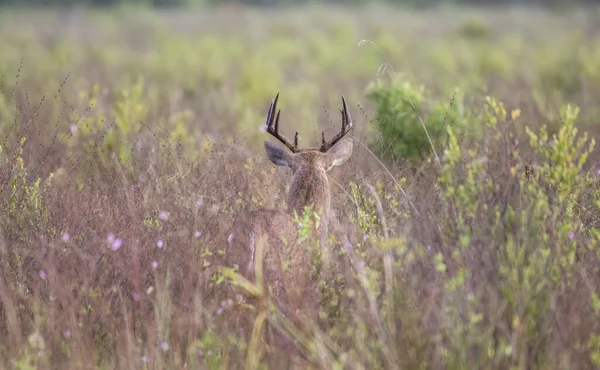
(1, 5, 600, 369)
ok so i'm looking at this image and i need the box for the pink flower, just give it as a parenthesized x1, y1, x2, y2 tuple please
(39, 270, 47, 280)
(62, 232, 70, 242)
(568, 231, 575, 241)
(151, 260, 158, 270)
(112, 238, 123, 251)
(156, 240, 164, 249)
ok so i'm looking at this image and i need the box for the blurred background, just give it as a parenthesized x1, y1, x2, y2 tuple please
(2, 0, 600, 368)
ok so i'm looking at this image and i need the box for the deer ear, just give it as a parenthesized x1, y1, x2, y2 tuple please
(324, 138, 353, 171)
(264, 141, 294, 167)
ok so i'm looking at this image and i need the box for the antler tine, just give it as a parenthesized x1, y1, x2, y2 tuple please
(320, 94, 354, 152)
(264, 92, 299, 153)
(265, 92, 279, 130)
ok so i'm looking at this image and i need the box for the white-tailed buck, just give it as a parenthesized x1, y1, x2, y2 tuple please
(226, 91, 354, 330)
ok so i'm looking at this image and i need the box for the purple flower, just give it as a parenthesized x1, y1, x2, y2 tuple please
(107, 233, 115, 243)
(63, 329, 71, 338)
(70, 123, 78, 134)
(156, 240, 164, 249)
(141, 356, 148, 363)
(196, 199, 203, 207)
(362, 234, 368, 242)
(194, 230, 201, 238)
(132, 292, 141, 301)
(216, 307, 224, 315)
(151, 260, 158, 270)
(568, 231, 575, 241)
(112, 238, 123, 251)
(161, 341, 169, 352)
(343, 240, 351, 248)
(39, 269, 47, 280)
(62, 232, 70, 242)
(158, 211, 169, 221)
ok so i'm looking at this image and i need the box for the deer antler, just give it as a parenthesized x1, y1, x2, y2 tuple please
(265, 92, 299, 153)
(320, 95, 353, 152)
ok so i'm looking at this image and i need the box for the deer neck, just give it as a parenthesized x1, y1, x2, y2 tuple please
(287, 166, 330, 219)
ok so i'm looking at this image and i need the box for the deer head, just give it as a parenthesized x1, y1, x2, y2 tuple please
(262, 92, 354, 216)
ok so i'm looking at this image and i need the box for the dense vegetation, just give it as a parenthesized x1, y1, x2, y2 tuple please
(1, 5, 600, 369)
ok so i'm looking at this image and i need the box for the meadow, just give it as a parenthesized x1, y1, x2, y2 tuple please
(1, 4, 600, 369)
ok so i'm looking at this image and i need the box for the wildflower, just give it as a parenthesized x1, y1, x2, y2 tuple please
(427, 245, 432, 252)
(151, 260, 158, 270)
(112, 238, 123, 251)
(63, 329, 71, 339)
(343, 239, 351, 248)
(362, 234, 368, 242)
(196, 199, 203, 207)
(207, 350, 213, 356)
(194, 230, 201, 238)
(161, 341, 169, 352)
(70, 123, 77, 134)
(568, 231, 575, 241)
(39, 270, 47, 280)
(158, 211, 169, 221)
(141, 356, 148, 363)
(197, 349, 204, 357)
(132, 292, 141, 301)
(38, 350, 44, 358)
(62, 232, 70, 242)
(597, 168, 600, 175)
(157, 240, 164, 249)
(216, 307, 224, 315)
(107, 233, 115, 243)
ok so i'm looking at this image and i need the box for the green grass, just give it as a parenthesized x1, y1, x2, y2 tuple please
(1, 5, 600, 369)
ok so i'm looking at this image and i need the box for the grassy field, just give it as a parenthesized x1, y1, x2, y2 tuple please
(2, 5, 600, 369)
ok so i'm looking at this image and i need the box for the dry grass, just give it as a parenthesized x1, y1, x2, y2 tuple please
(1, 5, 600, 369)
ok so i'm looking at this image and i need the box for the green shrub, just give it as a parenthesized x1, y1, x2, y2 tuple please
(366, 76, 466, 166)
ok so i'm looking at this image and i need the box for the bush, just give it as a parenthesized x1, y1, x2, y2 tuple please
(366, 76, 467, 166)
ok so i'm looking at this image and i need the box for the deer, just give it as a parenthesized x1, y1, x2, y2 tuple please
(223, 92, 354, 366)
